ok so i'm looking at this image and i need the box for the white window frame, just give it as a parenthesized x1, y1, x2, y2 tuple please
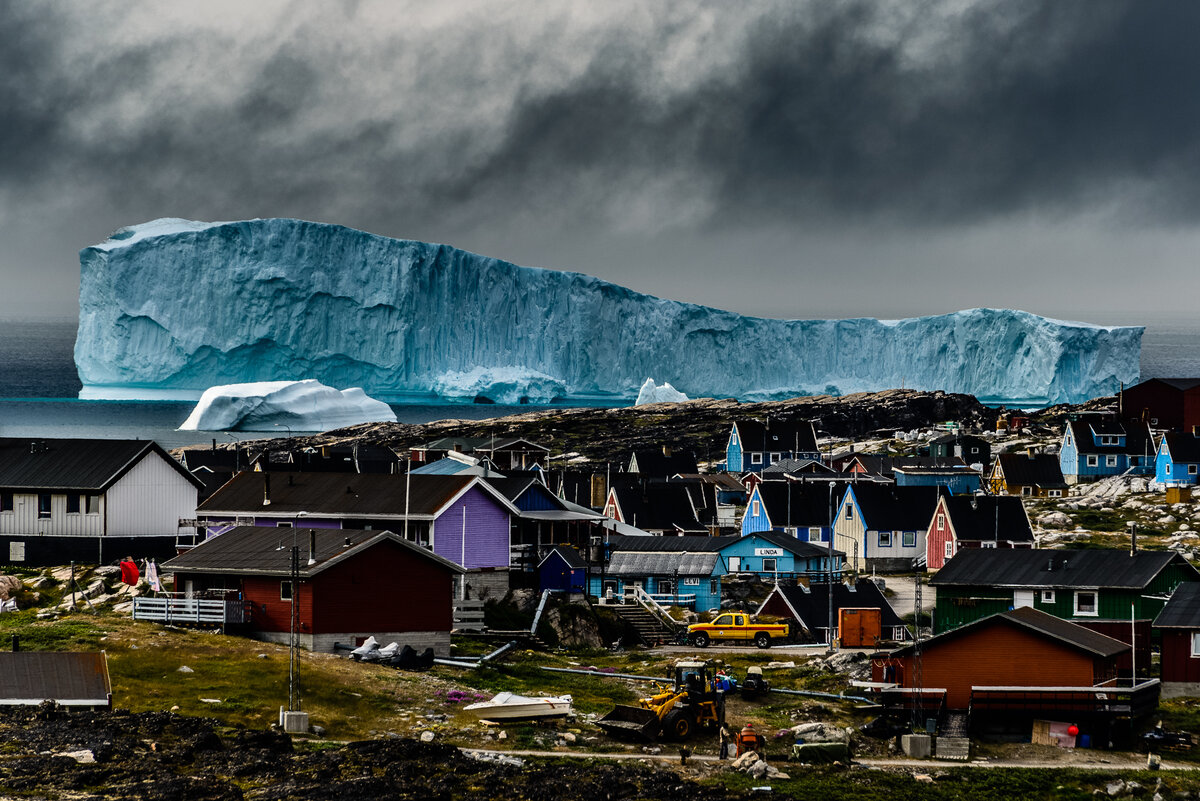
(1192, 632, 1200, 658)
(1191, 464, 1198, 476)
(1086, 455, 1098, 467)
(944, 541, 954, 560)
(1022, 486, 1033, 496)
(1167, 464, 1173, 475)
(808, 526, 822, 541)
(280, 581, 293, 601)
(710, 579, 719, 595)
(845, 504, 854, 520)
(1048, 490, 1062, 497)
(1041, 590, 1055, 603)
(1074, 590, 1098, 617)
(750, 452, 763, 465)
(769, 452, 781, 462)
(878, 531, 892, 548)
(752, 500, 760, 517)
(936, 513, 946, 531)
(762, 558, 777, 572)
(1106, 455, 1118, 468)
(981, 541, 997, 549)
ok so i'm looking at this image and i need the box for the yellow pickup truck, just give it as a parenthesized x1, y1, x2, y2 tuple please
(687, 613, 790, 649)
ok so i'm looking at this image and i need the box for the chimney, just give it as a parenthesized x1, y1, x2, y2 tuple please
(263, 474, 271, 506)
(1130, 523, 1138, 557)
(1047, 557, 1054, 572)
(308, 529, 317, 565)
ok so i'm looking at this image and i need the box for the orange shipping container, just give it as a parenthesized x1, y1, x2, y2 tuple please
(838, 607, 882, 648)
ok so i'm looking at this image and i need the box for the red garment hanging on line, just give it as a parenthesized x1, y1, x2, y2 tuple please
(120, 560, 139, 586)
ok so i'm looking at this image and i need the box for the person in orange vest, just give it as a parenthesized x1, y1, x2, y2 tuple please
(736, 723, 764, 757)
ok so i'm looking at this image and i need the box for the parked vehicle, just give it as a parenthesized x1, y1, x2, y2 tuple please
(597, 660, 726, 741)
(687, 613, 790, 648)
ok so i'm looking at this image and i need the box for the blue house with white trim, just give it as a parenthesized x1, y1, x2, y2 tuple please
(727, 420, 821, 474)
(741, 482, 846, 542)
(1060, 419, 1155, 484)
(1157, 431, 1200, 486)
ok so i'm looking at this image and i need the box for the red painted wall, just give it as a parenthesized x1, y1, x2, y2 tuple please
(1161, 630, 1200, 684)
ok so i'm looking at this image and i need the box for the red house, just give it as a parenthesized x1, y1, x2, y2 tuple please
(1153, 581, 1200, 698)
(925, 494, 1034, 570)
(874, 606, 1130, 711)
(1122, 378, 1200, 432)
(162, 526, 464, 654)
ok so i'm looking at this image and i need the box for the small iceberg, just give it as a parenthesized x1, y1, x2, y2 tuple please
(179, 379, 397, 432)
(634, 378, 689, 405)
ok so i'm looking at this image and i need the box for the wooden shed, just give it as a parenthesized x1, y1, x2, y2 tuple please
(0, 652, 111, 710)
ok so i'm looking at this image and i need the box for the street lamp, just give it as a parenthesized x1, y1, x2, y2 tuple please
(274, 423, 293, 438)
(827, 481, 836, 652)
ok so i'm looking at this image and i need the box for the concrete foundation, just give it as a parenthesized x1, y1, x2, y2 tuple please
(901, 734, 932, 758)
(1161, 682, 1200, 699)
(253, 630, 451, 656)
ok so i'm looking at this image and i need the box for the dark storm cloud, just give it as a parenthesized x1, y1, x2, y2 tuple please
(2, 1, 1199, 318)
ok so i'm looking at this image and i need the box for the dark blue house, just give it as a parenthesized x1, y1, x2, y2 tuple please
(539, 546, 588, 594)
(726, 419, 821, 474)
(741, 481, 846, 542)
(1060, 419, 1155, 484)
(1157, 430, 1200, 486)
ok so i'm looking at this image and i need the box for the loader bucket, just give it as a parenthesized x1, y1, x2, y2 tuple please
(596, 705, 661, 741)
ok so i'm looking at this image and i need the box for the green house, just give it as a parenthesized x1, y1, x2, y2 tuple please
(931, 548, 1200, 672)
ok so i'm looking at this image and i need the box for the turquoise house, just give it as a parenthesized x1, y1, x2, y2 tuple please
(1060, 419, 1154, 484)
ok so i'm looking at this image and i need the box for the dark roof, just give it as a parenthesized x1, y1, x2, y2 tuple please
(164, 526, 463, 577)
(673, 473, 746, 492)
(733, 420, 819, 454)
(0, 438, 202, 491)
(629, 449, 699, 477)
(940, 495, 1033, 543)
(756, 482, 848, 528)
(848, 455, 967, 477)
(761, 459, 834, 475)
(483, 476, 558, 505)
(539, 545, 587, 570)
(608, 479, 703, 532)
(180, 449, 242, 472)
(846, 484, 943, 530)
(995, 452, 1067, 488)
(606, 532, 842, 560)
(1162, 431, 1200, 463)
(765, 581, 905, 630)
(1154, 582, 1200, 628)
(1130, 378, 1200, 393)
(930, 433, 988, 447)
(930, 548, 1198, 589)
(199, 472, 512, 519)
(890, 606, 1129, 659)
(1065, 419, 1155, 456)
(0, 652, 111, 705)
(418, 436, 548, 454)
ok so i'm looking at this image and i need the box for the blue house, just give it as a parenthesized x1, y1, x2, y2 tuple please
(741, 482, 846, 542)
(538, 546, 588, 594)
(1156, 431, 1200, 486)
(893, 466, 982, 495)
(716, 531, 843, 581)
(726, 419, 821, 474)
(1060, 419, 1155, 484)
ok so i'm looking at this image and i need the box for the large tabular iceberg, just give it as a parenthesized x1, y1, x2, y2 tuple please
(179, 379, 396, 432)
(75, 218, 1143, 405)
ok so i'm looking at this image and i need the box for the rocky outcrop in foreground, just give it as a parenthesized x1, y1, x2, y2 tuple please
(0, 705, 729, 800)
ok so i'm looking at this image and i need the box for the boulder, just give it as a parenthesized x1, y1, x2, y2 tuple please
(0, 575, 22, 601)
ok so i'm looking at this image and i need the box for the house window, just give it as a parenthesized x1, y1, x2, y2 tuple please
(944, 541, 954, 560)
(970, 447, 979, 454)
(1022, 486, 1033, 496)
(0, 493, 12, 513)
(903, 531, 916, 547)
(67, 495, 81, 514)
(809, 527, 823, 541)
(277, 522, 293, 528)
(936, 513, 945, 531)
(763, 558, 777, 572)
(845, 504, 853, 520)
(752, 500, 760, 517)
(1192, 632, 1200, 658)
(1041, 590, 1055, 603)
(878, 531, 892, 547)
(727, 557, 740, 572)
(750, 452, 762, 464)
(1130, 457, 1140, 467)
(1106, 455, 1118, 468)
(710, 579, 719, 595)
(1074, 591, 1098, 616)
(280, 581, 293, 601)
(7, 542, 23, 562)
(1168, 464, 1173, 475)
(86, 495, 100, 514)
(1191, 465, 1198, 475)
(37, 494, 51, 519)
(1048, 490, 1062, 497)
(1087, 455, 1098, 467)
(981, 541, 997, 549)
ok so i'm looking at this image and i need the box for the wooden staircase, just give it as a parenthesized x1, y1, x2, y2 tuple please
(610, 604, 679, 646)
(935, 711, 971, 761)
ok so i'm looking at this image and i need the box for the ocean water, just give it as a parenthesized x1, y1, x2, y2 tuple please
(1, 316, 1197, 447)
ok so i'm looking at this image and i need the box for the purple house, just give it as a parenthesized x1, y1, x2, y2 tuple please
(197, 471, 517, 598)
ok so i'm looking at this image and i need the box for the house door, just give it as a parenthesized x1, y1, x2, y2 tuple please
(1014, 590, 1035, 608)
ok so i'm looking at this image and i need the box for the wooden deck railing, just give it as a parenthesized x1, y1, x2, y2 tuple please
(132, 595, 250, 626)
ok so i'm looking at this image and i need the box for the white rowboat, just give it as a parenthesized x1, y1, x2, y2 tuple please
(463, 692, 573, 720)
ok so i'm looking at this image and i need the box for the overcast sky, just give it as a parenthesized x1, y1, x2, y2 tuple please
(2, 1, 1198, 322)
